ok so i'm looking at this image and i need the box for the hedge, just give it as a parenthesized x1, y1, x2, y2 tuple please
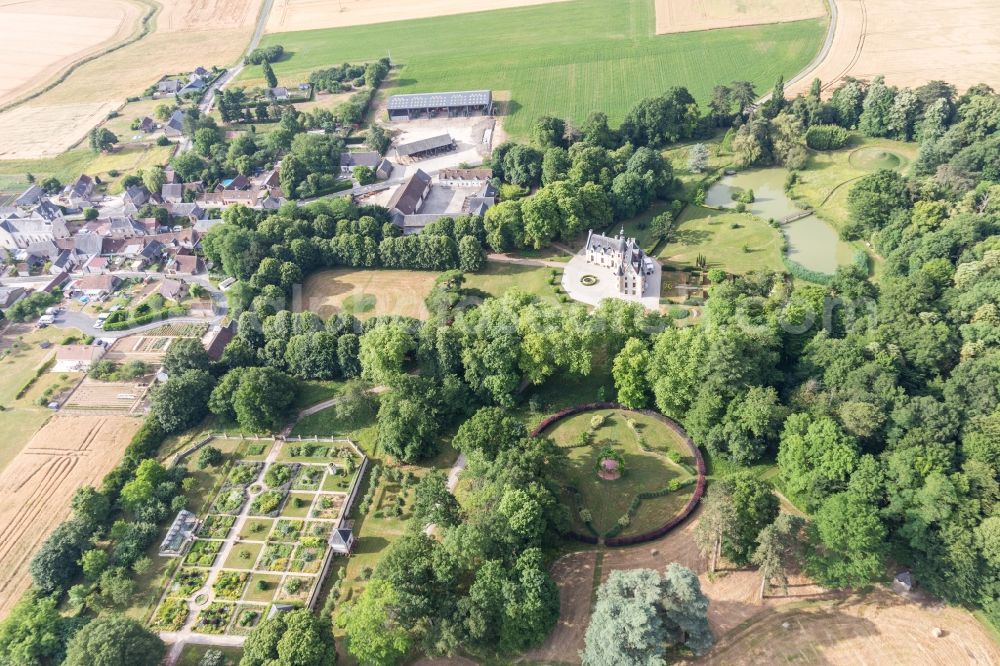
(103, 307, 187, 331)
(15, 358, 55, 399)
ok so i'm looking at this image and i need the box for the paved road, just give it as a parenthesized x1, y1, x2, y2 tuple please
(44, 271, 226, 338)
(181, 0, 276, 155)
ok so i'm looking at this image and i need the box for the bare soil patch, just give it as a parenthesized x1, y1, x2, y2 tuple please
(655, 0, 827, 35)
(266, 0, 570, 33)
(0, 415, 141, 619)
(300, 268, 439, 320)
(0, 0, 145, 107)
(788, 0, 1000, 96)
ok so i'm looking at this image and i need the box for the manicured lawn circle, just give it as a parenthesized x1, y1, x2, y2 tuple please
(541, 408, 697, 538)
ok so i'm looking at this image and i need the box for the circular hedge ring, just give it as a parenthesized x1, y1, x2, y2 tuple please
(580, 274, 599, 286)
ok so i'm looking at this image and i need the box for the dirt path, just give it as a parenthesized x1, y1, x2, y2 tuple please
(486, 254, 565, 269)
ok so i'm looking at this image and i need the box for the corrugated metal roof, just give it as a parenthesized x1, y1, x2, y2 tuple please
(386, 90, 491, 110)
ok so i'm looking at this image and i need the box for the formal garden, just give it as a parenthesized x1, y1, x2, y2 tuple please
(149, 437, 365, 637)
(540, 407, 701, 541)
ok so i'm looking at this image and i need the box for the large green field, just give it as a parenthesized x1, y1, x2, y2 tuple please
(250, 0, 826, 136)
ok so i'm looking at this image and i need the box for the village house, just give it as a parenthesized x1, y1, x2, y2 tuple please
(0, 286, 25, 310)
(164, 110, 185, 138)
(159, 278, 185, 302)
(201, 321, 236, 359)
(62, 175, 95, 208)
(72, 273, 121, 299)
(14, 185, 42, 207)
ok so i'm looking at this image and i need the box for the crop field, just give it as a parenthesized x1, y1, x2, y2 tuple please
(0, 415, 141, 619)
(61, 377, 150, 414)
(788, 0, 1000, 97)
(655, 0, 827, 35)
(0, 0, 145, 108)
(266, 0, 571, 32)
(251, 0, 826, 137)
(0, 0, 258, 159)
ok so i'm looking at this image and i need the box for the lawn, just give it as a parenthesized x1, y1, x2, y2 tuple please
(0, 144, 175, 196)
(244, 573, 282, 603)
(788, 136, 917, 230)
(177, 645, 242, 666)
(464, 262, 563, 305)
(543, 409, 695, 537)
(657, 206, 785, 274)
(294, 380, 343, 410)
(238, 517, 274, 541)
(223, 542, 263, 570)
(249, 0, 826, 137)
(300, 268, 438, 321)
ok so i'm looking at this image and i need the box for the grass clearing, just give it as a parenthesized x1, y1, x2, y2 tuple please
(658, 206, 785, 274)
(251, 0, 825, 137)
(223, 542, 263, 570)
(464, 262, 563, 305)
(300, 268, 438, 321)
(0, 143, 175, 195)
(176, 644, 242, 666)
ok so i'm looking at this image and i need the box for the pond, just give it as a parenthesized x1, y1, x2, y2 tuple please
(705, 168, 854, 275)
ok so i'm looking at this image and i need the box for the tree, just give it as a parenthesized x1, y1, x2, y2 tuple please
(240, 608, 336, 666)
(531, 115, 567, 149)
(859, 77, 896, 137)
(262, 61, 278, 89)
(0, 594, 76, 666)
(366, 124, 392, 154)
(647, 211, 674, 245)
(377, 376, 441, 462)
(342, 580, 411, 666)
(719, 472, 779, 564)
(353, 165, 377, 185)
(83, 207, 98, 221)
(845, 168, 909, 237)
(88, 127, 118, 153)
(412, 471, 461, 528)
(150, 369, 214, 433)
(457, 235, 484, 272)
(197, 445, 223, 469)
(613, 337, 651, 408)
(63, 615, 164, 666)
(141, 165, 166, 195)
(200, 649, 226, 666)
(752, 514, 806, 600)
(581, 568, 668, 666)
(163, 337, 211, 376)
(659, 562, 714, 656)
(30, 519, 90, 595)
(359, 322, 414, 384)
(688, 143, 708, 172)
(542, 146, 571, 184)
(730, 80, 757, 115)
(215, 367, 298, 432)
(581, 565, 713, 665)
(694, 484, 736, 573)
(451, 406, 526, 460)
(807, 492, 887, 588)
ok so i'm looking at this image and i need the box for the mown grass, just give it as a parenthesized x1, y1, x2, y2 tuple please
(658, 206, 786, 274)
(250, 0, 826, 137)
(463, 261, 563, 305)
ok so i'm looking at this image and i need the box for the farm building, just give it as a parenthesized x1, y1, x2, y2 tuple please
(386, 90, 493, 120)
(394, 134, 455, 163)
(387, 169, 432, 216)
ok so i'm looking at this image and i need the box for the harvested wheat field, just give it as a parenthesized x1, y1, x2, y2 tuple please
(266, 0, 570, 32)
(788, 0, 1000, 96)
(0, 0, 145, 107)
(300, 268, 438, 320)
(703, 589, 1000, 665)
(527, 508, 998, 664)
(0, 0, 259, 159)
(0, 415, 140, 619)
(655, 0, 827, 35)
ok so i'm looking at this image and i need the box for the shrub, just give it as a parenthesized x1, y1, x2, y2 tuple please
(589, 414, 606, 431)
(805, 124, 850, 151)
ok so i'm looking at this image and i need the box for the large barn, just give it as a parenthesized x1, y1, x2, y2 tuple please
(386, 90, 493, 120)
